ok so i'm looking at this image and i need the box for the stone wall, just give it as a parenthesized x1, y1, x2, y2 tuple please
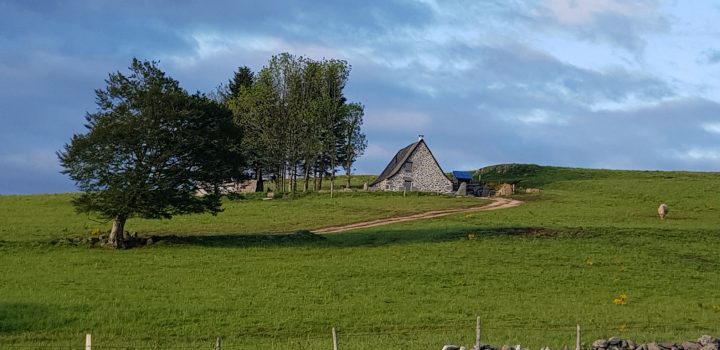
(381, 142, 453, 193)
(443, 335, 720, 350)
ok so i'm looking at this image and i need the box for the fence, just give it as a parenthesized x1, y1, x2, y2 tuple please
(3, 318, 717, 349)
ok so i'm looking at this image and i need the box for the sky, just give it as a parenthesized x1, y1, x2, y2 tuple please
(1, 0, 720, 194)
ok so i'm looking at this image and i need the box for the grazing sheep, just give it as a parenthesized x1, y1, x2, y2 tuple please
(658, 203, 669, 219)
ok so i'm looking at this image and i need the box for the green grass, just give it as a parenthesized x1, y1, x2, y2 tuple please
(1, 166, 720, 349)
(0, 190, 484, 243)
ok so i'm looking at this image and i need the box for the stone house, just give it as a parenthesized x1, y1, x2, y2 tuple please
(369, 136, 453, 193)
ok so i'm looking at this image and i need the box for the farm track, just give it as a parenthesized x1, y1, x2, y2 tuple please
(314, 197, 523, 234)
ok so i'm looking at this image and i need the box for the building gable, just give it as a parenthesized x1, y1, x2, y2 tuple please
(370, 138, 452, 193)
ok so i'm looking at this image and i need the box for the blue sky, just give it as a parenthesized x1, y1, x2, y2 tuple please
(1, 0, 719, 194)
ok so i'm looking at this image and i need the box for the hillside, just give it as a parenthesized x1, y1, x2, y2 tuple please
(1, 166, 719, 349)
(477, 163, 717, 187)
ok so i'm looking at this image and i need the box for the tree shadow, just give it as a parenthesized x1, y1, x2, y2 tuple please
(143, 226, 588, 249)
(150, 230, 328, 248)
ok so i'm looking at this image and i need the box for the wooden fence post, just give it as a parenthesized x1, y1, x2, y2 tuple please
(576, 324, 581, 350)
(85, 333, 91, 350)
(476, 316, 481, 349)
(215, 336, 221, 350)
(332, 326, 338, 350)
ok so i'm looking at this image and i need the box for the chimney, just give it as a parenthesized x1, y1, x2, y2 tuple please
(418, 134, 424, 141)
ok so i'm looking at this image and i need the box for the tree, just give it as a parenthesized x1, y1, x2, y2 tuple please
(228, 66, 255, 98)
(225, 53, 363, 194)
(340, 102, 367, 188)
(58, 59, 243, 248)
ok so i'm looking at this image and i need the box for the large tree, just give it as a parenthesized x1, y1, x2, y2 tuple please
(58, 59, 243, 248)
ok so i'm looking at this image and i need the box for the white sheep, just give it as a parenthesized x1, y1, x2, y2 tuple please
(658, 203, 669, 219)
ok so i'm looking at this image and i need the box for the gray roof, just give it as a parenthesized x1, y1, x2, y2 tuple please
(370, 139, 451, 187)
(369, 140, 420, 186)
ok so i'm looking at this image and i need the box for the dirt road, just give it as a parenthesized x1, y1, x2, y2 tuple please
(314, 197, 523, 234)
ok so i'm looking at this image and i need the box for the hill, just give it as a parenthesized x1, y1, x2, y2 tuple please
(1, 167, 719, 349)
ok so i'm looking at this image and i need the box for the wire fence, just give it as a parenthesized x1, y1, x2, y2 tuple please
(1, 320, 717, 350)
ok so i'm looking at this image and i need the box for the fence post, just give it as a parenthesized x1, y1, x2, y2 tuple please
(85, 333, 91, 350)
(576, 324, 581, 350)
(215, 336, 221, 350)
(475, 316, 481, 349)
(332, 326, 338, 350)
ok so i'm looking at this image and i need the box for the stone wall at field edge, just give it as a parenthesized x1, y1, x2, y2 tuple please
(447, 335, 719, 350)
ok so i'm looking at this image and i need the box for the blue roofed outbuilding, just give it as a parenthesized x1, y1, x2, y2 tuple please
(451, 171, 473, 183)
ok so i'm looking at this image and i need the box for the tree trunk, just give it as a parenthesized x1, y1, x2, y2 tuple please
(346, 160, 352, 189)
(303, 162, 310, 192)
(313, 166, 318, 191)
(255, 168, 264, 192)
(330, 168, 336, 198)
(109, 215, 127, 249)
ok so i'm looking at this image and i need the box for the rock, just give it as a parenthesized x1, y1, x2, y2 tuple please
(442, 346, 461, 350)
(363, 182, 368, 191)
(501, 345, 509, 350)
(628, 340, 637, 350)
(637, 344, 647, 350)
(684, 342, 702, 350)
(457, 182, 468, 196)
(647, 342, 662, 350)
(699, 337, 716, 347)
(593, 339, 609, 349)
(146, 237, 154, 245)
(660, 343, 676, 349)
(609, 337, 623, 346)
(700, 344, 718, 350)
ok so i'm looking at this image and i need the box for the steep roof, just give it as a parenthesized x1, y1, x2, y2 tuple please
(369, 140, 421, 186)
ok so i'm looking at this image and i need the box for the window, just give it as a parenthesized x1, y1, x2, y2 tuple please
(404, 161, 413, 172)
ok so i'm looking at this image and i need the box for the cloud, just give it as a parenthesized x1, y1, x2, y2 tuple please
(702, 123, 720, 134)
(534, 0, 669, 53)
(673, 147, 720, 161)
(700, 49, 720, 65)
(1, 1, 719, 192)
(364, 110, 432, 130)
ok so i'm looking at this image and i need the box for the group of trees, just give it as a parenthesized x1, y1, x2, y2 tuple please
(58, 54, 366, 248)
(221, 53, 366, 192)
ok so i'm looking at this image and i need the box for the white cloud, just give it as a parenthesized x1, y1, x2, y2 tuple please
(364, 110, 432, 130)
(516, 109, 568, 125)
(701, 123, 720, 134)
(542, 0, 658, 25)
(674, 147, 720, 161)
(168, 31, 342, 69)
(0, 150, 60, 172)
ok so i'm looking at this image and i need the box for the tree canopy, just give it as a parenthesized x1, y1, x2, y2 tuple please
(58, 59, 243, 248)
(226, 53, 366, 193)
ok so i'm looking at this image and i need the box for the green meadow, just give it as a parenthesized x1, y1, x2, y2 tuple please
(1, 168, 719, 349)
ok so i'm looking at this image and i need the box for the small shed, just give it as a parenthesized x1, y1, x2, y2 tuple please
(451, 171, 473, 188)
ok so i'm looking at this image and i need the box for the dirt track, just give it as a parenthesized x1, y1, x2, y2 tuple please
(313, 197, 523, 234)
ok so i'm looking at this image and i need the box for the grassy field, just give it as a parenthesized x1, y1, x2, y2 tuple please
(1, 167, 719, 349)
(0, 189, 483, 243)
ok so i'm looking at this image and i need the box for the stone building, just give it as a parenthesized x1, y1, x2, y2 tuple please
(369, 136, 453, 193)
